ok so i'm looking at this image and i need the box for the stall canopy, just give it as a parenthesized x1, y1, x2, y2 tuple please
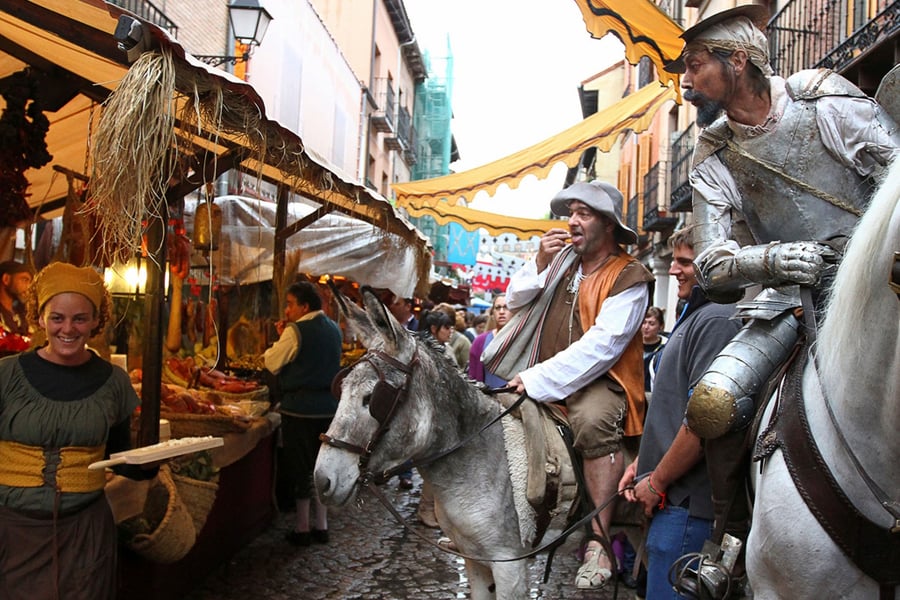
(573, 0, 684, 90)
(184, 196, 424, 298)
(392, 81, 678, 208)
(403, 200, 560, 238)
(0, 0, 432, 295)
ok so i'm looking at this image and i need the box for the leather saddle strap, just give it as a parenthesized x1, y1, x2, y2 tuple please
(776, 359, 900, 587)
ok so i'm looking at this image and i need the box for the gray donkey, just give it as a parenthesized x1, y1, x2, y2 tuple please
(314, 289, 576, 599)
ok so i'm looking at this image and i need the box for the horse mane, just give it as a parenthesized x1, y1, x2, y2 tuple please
(818, 157, 900, 399)
(410, 332, 495, 414)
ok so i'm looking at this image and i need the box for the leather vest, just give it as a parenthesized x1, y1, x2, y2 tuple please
(696, 70, 874, 244)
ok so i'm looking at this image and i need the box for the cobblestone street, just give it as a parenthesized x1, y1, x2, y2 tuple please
(186, 473, 637, 599)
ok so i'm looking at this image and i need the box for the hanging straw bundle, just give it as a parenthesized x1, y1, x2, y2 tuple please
(87, 49, 178, 265)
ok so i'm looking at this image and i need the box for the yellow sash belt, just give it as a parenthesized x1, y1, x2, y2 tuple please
(0, 440, 106, 493)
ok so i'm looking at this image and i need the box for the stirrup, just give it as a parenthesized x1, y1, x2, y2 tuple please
(669, 535, 743, 600)
(668, 552, 734, 600)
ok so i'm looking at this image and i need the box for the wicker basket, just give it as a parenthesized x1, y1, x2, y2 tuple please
(128, 466, 197, 564)
(171, 473, 219, 534)
(161, 411, 253, 438)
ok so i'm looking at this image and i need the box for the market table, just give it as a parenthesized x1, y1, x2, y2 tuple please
(116, 414, 280, 600)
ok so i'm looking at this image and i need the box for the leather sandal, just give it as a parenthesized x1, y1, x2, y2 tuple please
(575, 546, 613, 590)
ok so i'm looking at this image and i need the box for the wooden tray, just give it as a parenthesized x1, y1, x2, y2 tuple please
(88, 436, 224, 471)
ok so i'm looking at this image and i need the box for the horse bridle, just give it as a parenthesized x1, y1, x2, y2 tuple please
(319, 348, 419, 480)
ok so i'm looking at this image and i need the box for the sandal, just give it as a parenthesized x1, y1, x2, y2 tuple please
(575, 546, 613, 590)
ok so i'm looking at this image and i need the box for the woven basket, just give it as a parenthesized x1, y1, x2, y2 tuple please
(171, 473, 219, 534)
(161, 411, 253, 438)
(128, 466, 197, 564)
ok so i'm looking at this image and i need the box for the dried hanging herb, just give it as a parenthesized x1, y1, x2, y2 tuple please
(0, 69, 52, 228)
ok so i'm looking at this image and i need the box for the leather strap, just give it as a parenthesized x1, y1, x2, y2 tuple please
(775, 359, 900, 587)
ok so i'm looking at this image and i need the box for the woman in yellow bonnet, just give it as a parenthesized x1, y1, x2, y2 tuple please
(0, 262, 153, 600)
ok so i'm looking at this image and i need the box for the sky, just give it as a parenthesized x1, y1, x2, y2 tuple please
(404, 0, 625, 219)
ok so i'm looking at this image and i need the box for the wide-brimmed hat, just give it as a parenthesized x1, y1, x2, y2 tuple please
(549, 181, 637, 245)
(664, 5, 771, 75)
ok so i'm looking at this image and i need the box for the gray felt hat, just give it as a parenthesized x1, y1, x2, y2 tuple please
(549, 181, 637, 245)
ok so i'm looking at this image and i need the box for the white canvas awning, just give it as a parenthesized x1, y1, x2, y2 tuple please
(184, 196, 424, 298)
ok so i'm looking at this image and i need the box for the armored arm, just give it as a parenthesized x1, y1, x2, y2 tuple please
(692, 167, 835, 299)
(694, 237, 836, 298)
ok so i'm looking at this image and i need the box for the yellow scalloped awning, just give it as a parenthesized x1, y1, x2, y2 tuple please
(403, 200, 560, 238)
(573, 0, 684, 90)
(392, 81, 678, 208)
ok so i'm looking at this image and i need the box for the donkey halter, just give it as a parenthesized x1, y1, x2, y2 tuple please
(319, 348, 419, 481)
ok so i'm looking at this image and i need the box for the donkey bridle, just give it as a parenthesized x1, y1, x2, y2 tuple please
(319, 348, 420, 480)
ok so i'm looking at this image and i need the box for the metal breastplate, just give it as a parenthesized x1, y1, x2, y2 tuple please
(714, 99, 867, 244)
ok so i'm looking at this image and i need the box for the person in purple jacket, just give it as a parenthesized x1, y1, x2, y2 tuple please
(468, 294, 510, 388)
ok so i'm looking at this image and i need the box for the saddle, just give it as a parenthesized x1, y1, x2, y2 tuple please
(754, 356, 900, 589)
(497, 394, 578, 545)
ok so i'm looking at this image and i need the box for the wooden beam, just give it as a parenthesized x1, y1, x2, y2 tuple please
(273, 205, 329, 246)
(0, 0, 125, 66)
(167, 148, 244, 199)
(0, 36, 110, 104)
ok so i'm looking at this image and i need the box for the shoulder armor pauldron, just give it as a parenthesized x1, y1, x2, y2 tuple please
(786, 69, 867, 101)
(692, 118, 731, 166)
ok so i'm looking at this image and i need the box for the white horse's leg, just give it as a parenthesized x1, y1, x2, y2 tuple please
(464, 559, 496, 600)
(747, 450, 879, 600)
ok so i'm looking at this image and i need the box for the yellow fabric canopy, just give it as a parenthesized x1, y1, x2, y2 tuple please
(573, 0, 684, 90)
(392, 82, 678, 208)
(403, 199, 560, 238)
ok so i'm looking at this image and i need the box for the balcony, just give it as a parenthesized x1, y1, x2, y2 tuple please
(108, 0, 178, 36)
(642, 163, 677, 232)
(626, 193, 648, 245)
(383, 135, 403, 151)
(768, 0, 900, 79)
(669, 124, 695, 212)
(370, 78, 395, 133)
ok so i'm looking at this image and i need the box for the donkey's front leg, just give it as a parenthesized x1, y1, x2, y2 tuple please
(465, 559, 496, 600)
(490, 561, 528, 600)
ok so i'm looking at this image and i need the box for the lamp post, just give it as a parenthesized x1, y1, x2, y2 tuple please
(196, 0, 273, 67)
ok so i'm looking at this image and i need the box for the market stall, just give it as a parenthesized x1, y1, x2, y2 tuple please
(0, 2, 432, 598)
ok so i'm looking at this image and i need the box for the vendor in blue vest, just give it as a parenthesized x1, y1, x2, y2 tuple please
(264, 280, 342, 547)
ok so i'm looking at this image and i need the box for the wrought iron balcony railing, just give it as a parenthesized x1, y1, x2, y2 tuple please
(370, 78, 396, 134)
(643, 162, 677, 232)
(669, 124, 695, 212)
(768, 0, 900, 76)
(108, 0, 178, 36)
(626, 193, 648, 244)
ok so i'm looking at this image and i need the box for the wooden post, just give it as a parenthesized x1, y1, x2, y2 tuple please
(137, 204, 167, 448)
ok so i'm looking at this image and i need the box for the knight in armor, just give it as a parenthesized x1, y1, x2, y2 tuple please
(663, 4, 900, 595)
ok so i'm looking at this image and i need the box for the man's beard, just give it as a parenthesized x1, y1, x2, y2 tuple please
(684, 89, 724, 127)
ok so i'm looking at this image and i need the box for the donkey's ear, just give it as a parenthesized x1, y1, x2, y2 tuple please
(341, 293, 380, 349)
(360, 287, 411, 352)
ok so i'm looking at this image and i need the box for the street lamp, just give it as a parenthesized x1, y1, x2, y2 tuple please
(196, 0, 273, 67)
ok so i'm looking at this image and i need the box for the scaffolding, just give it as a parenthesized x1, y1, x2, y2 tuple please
(409, 39, 455, 262)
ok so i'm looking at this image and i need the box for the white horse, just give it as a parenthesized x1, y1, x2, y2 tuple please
(747, 159, 900, 599)
(313, 292, 575, 600)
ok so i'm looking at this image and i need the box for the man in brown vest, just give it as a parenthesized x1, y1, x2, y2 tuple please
(504, 180, 652, 590)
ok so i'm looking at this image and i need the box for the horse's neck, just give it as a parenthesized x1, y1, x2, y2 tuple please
(807, 346, 900, 521)
(815, 324, 900, 457)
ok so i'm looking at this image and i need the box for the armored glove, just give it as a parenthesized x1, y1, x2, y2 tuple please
(734, 241, 836, 288)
